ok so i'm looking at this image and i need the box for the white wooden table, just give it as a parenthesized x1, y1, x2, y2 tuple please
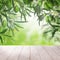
(0, 46, 60, 60)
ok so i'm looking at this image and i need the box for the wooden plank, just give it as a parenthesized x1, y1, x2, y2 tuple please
(0, 46, 16, 60)
(30, 46, 41, 60)
(6, 46, 23, 60)
(35, 46, 52, 60)
(51, 46, 60, 56)
(56, 46, 60, 49)
(18, 46, 30, 60)
(43, 46, 60, 60)
(55, 46, 60, 48)
(0, 46, 60, 60)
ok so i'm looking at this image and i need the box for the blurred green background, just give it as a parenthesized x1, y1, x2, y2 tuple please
(0, 14, 60, 45)
(0, 0, 60, 45)
(1, 28, 59, 45)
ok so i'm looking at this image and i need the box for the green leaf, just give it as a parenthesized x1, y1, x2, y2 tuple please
(23, 0, 33, 4)
(44, 30, 52, 34)
(14, 5, 20, 12)
(26, 11, 31, 16)
(6, 0, 12, 10)
(44, 1, 53, 10)
(52, 29, 58, 37)
(3, 34, 12, 37)
(0, 36, 3, 43)
(14, 26, 19, 31)
(14, 23, 23, 28)
(0, 29, 7, 34)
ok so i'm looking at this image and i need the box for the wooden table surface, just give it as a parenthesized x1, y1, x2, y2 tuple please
(0, 46, 60, 60)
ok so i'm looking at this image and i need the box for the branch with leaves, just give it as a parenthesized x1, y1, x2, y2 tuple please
(0, 0, 60, 43)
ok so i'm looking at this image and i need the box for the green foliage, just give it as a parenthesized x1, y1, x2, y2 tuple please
(0, 0, 60, 44)
(23, 0, 33, 4)
(33, 0, 60, 41)
(0, 0, 32, 43)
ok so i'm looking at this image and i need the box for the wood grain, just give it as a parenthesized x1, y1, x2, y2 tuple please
(0, 46, 60, 60)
